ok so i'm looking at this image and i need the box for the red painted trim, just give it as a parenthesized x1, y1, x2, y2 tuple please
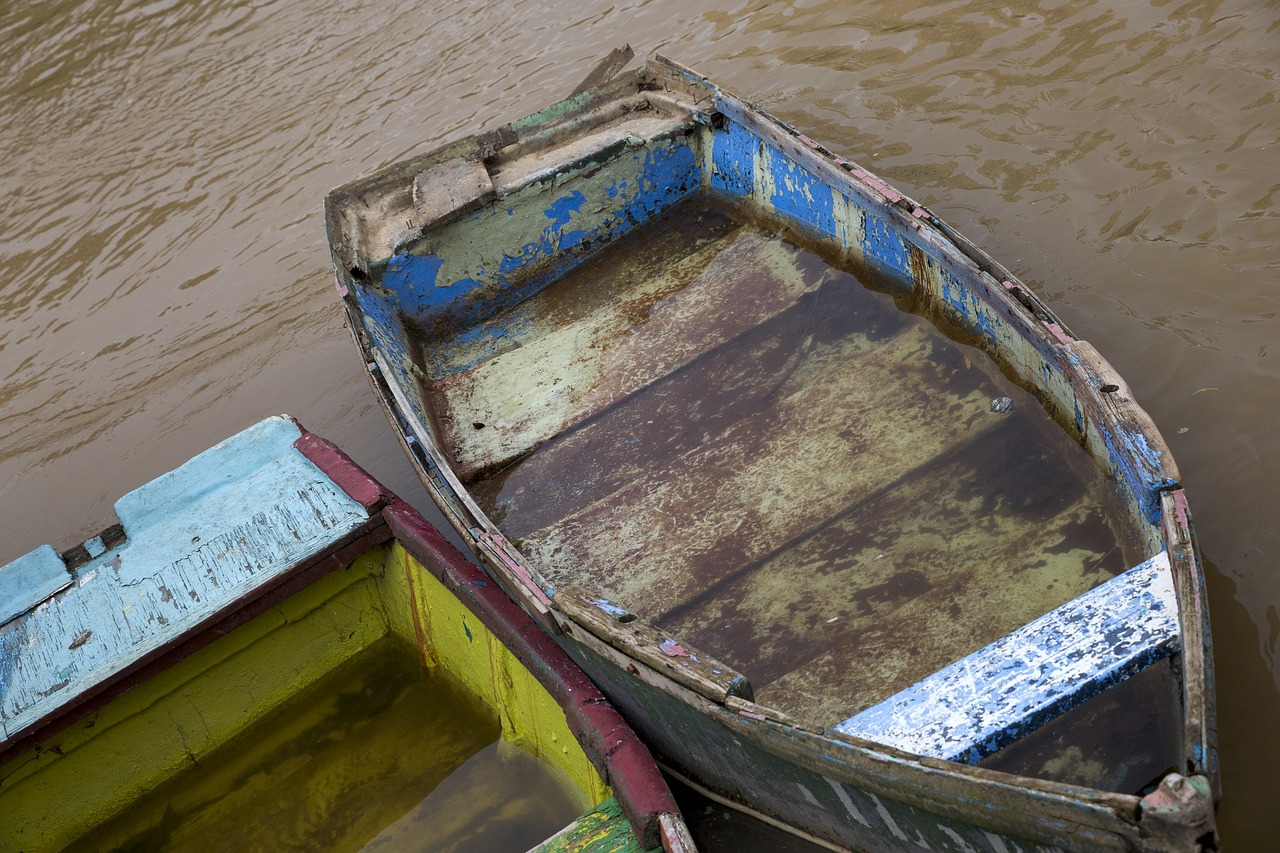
(383, 499, 679, 848)
(290, 420, 390, 513)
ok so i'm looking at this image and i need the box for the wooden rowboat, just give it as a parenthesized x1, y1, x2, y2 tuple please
(325, 54, 1218, 851)
(0, 415, 695, 853)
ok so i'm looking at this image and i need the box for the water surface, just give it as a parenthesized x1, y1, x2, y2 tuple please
(2, 0, 1275, 846)
(71, 640, 583, 852)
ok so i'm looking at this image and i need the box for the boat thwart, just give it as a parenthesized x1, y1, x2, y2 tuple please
(326, 54, 1216, 851)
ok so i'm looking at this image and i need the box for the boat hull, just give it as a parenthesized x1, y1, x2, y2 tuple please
(326, 56, 1217, 851)
(0, 417, 692, 853)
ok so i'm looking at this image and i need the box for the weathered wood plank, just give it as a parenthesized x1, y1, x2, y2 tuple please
(515, 317, 1003, 623)
(833, 551, 1180, 763)
(411, 152, 494, 234)
(553, 585, 752, 704)
(1161, 488, 1218, 797)
(569, 45, 635, 97)
(0, 417, 369, 746)
(429, 213, 822, 481)
(0, 547, 70, 628)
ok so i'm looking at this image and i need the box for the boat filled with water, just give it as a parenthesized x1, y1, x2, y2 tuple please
(325, 53, 1218, 851)
(0, 415, 694, 853)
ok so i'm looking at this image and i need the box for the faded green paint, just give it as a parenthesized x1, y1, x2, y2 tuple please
(531, 796, 657, 853)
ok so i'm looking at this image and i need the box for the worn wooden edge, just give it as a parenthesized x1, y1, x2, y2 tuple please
(737, 717, 1144, 851)
(552, 584, 753, 705)
(367, 351, 505, 543)
(1064, 341, 1180, 525)
(489, 106, 697, 200)
(382, 504, 680, 850)
(0, 518, 389, 769)
(835, 552, 1181, 764)
(324, 65, 654, 278)
(351, 333, 478, 537)
(569, 45, 636, 98)
(558, 614, 1152, 851)
(742, 708, 1213, 851)
(657, 811, 698, 853)
(1160, 489, 1220, 802)
(357, 345, 558, 634)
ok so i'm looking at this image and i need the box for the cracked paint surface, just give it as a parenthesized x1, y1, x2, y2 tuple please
(0, 417, 368, 744)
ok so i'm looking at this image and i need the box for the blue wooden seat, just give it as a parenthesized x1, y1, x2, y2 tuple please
(833, 551, 1181, 764)
(0, 417, 370, 746)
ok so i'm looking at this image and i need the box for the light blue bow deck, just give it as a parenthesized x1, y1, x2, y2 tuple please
(834, 551, 1181, 763)
(0, 416, 369, 745)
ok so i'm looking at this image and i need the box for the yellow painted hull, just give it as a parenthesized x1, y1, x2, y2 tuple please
(0, 417, 691, 853)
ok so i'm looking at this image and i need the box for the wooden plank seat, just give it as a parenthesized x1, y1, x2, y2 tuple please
(832, 551, 1181, 763)
(463, 266, 1125, 723)
(0, 418, 371, 746)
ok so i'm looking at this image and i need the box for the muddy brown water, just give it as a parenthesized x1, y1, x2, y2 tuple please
(1, 0, 1275, 848)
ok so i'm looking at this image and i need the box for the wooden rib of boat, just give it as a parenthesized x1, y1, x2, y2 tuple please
(0, 415, 695, 853)
(324, 54, 1218, 852)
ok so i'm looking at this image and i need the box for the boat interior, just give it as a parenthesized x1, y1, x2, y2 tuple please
(336, 65, 1191, 794)
(0, 419, 612, 852)
(416, 194, 1179, 791)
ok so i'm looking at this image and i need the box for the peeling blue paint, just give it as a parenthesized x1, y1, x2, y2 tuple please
(0, 417, 369, 746)
(1099, 423, 1178, 525)
(544, 190, 587, 227)
(766, 147, 836, 237)
(835, 552, 1180, 764)
(710, 119, 755, 196)
(589, 598, 633, 620)
(861, 213, 910, 277)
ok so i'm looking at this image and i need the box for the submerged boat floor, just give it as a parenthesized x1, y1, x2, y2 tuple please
(425, 195, 1125, 725)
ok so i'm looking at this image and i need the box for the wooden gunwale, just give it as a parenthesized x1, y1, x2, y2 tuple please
(0, 418, 688, 853)
(325, 54, 1217, 851)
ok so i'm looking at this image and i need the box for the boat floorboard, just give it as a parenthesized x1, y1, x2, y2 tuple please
(436, 196, 1126, 725)
(426, 204, 827, 481)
